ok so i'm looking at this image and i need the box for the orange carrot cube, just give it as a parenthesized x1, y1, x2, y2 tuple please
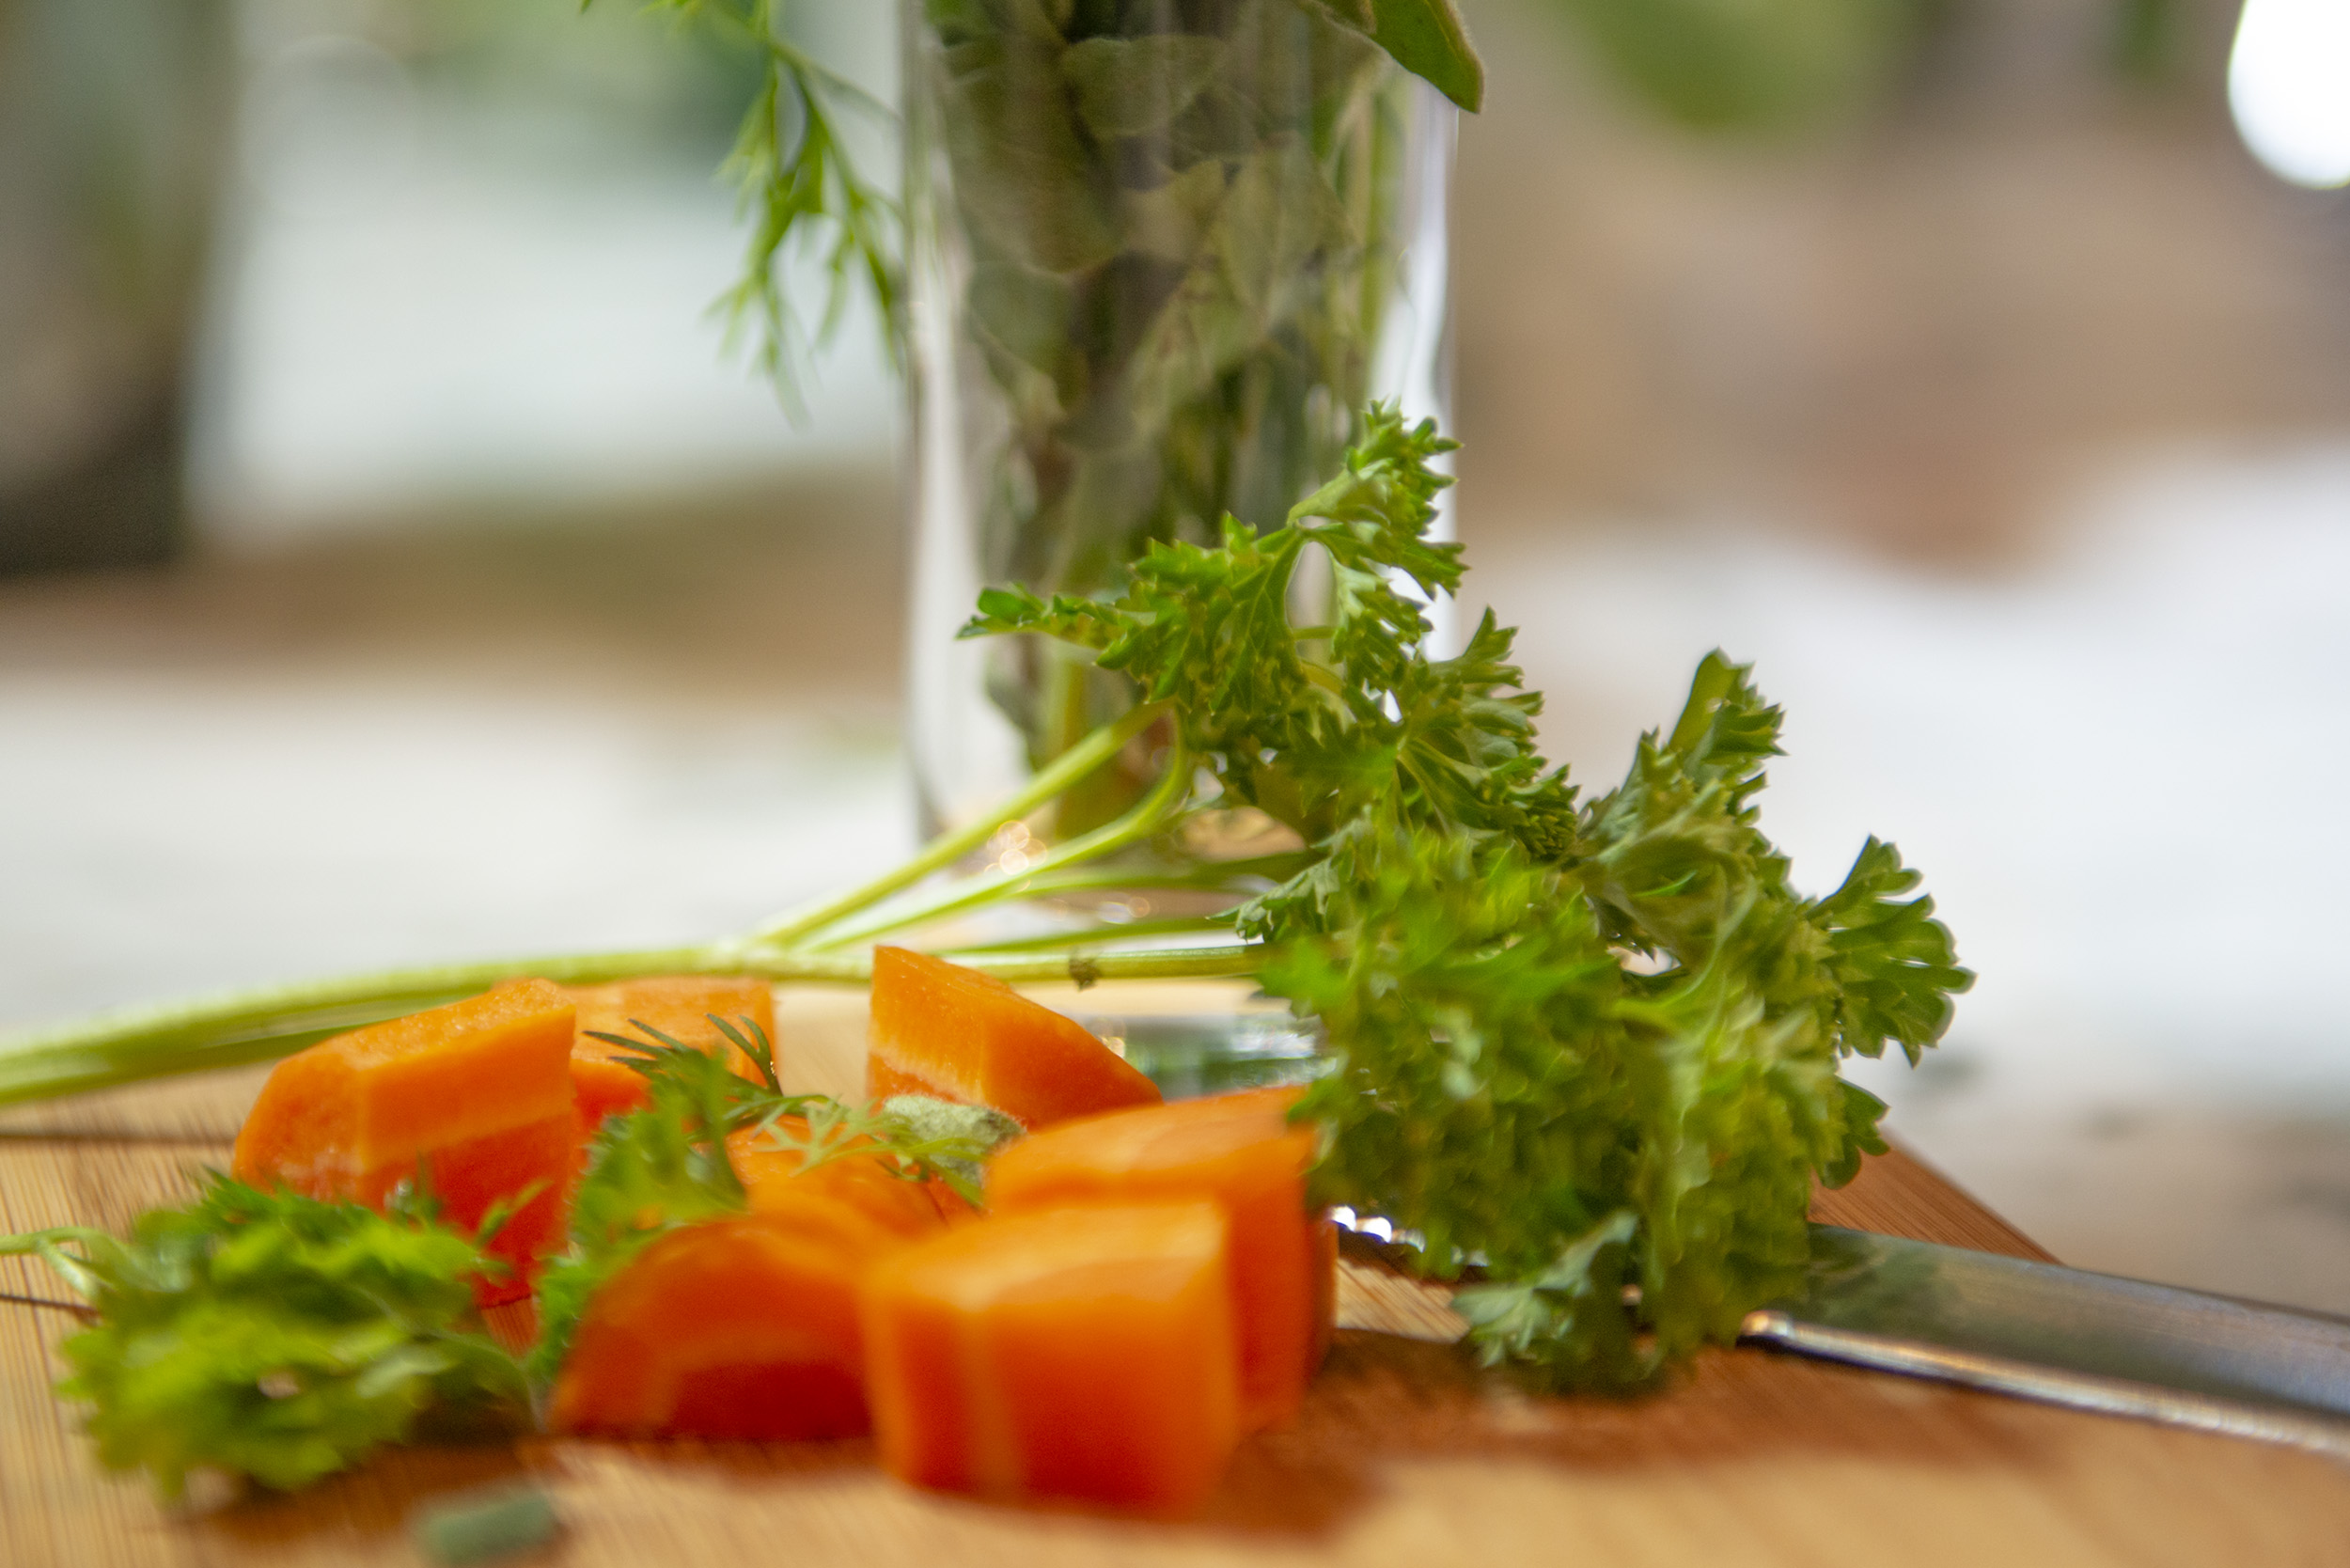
(547, 1194, 901, 1440)
(230, 978, 577, 1305)
(867, 947, 1160, 1128)
(728, 1120, 953, 1241)
(985, 1086, 1329, 1429)
(567, 977, 776, 1128)
(860, 1201, 1240, 1513)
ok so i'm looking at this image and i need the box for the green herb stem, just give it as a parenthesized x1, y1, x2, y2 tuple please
(741, 699, 1167, 950)
(2, 404, 1966, 1403)
(0, 947, 711, 1109)
(999, 852, 1315, 902)
(795, 739, 1194, 953)
(0, 933, 1259, 1109)
(933, 913, 1237, 957)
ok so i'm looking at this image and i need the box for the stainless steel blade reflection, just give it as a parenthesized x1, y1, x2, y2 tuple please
(1103, 1010, 2350, 1456)
(1745, 1226, 2350, 1457)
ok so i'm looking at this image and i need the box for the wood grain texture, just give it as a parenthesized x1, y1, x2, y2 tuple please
(6, 984, 2347, 1567)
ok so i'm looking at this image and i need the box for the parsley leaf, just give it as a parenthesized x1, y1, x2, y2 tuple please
(968, 404, 1576, 870)
(2, 1177, 528, 1500)
(1309, 0, 1487, 111)
(785, 1095, 1023, 1206)
(8, 402, 1966, 1403)
(526, 1017, 1020, 1385)
(525, 1027, 758, 1386)
(967, 409, 1969, 1387)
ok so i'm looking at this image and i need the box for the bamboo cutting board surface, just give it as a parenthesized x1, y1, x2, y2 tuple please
(6, 984, 2349, 1568)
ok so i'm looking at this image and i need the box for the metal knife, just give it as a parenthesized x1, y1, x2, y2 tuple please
(1744, 1225, 2350, 1456)
(1101, 1009, 2350, 1456)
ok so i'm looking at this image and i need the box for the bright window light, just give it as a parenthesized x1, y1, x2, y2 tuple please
(2229, 0, 2350, 189)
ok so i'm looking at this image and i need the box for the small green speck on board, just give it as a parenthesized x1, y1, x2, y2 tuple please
(411, 1483, 559, 1566)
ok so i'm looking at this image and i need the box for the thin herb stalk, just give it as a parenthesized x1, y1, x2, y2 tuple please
(1001, 853, 1316, 902)
(934, 913, 1237, 958)
(797, 740, 1194, 952)
(742, 699, 1167, 949)
(0, 939, 1254, 1110)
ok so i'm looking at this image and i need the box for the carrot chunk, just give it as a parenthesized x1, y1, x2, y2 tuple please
(985, 1086, 1329, 1429)
(230, 978, 577, 1305)
(728, 1120, 953, 1240)
(860, 1201, 1240, 1513)
(567, 977, 776, 1128)
(547, 1194, 901, 1440)
(867, 947, 1160, 1128)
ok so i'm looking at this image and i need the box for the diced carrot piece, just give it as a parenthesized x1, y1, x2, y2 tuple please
(728, 1120, 951, 1241)
(867, 948, 1160, 1128)
(928, 1181, 981, 1227)
(548, 1193, 901, 1440)
(1308, 1214, 1339, 1372)
(230, 978, 577, 1305)
(567, 977, 776, 1128)
(352, 1110, 577, 1291)
(984, 1086, 1328, 1429)
(860, 1201, 1239, 1513)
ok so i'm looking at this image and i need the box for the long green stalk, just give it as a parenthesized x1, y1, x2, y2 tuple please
(0, 704, 1254, 1111)
(796, 741, 1194, 952)
(935, 914, 1236, 957)
(740, 700, 1167, 950)
(1001, 853, 1313, 902)
(0, 941, 1260, 1110)
(0, 947, 699, 1109)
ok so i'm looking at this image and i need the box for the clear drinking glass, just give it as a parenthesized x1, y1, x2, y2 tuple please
(901, 0, 1453, 840)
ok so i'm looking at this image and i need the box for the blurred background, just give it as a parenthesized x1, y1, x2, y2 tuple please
(6, 0, 2350, 1309)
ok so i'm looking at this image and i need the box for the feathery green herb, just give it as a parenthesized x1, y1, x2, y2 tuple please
(968, 402, 1968, 1387)
(527, 1017, 1019, 1383)
(0, 1178, 530, 1499)
(3, 402, 1965, 1400)
(527, 1027, 759, 1384)
(622, 0, 1480, 415)
(609, 0, 904, 407)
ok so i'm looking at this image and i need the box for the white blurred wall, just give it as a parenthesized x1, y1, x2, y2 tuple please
(188, 2, 900, 543)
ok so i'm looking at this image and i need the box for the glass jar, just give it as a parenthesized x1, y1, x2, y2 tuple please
(902, 0, 1454, 839)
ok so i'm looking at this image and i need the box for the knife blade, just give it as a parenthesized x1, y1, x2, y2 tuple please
(1744, 1226, 2350, 1455)
(1100, 1009, 2350, 1454)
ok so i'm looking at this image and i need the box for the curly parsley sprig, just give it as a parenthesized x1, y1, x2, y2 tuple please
(968, 403, 1968, 1385)
(1, 402, 1966, 1390)
(527, 1017, 1018, 1384)
(1, 1179, 530, 1499)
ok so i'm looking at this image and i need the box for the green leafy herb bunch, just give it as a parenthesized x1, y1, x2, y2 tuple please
(1, 401, 1967, 1401)
(0, 1179, 532, 1500)
(971, 402, 1970, 1386)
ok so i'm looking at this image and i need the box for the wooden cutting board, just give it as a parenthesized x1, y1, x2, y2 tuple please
(5, 984, 2347, 1568)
